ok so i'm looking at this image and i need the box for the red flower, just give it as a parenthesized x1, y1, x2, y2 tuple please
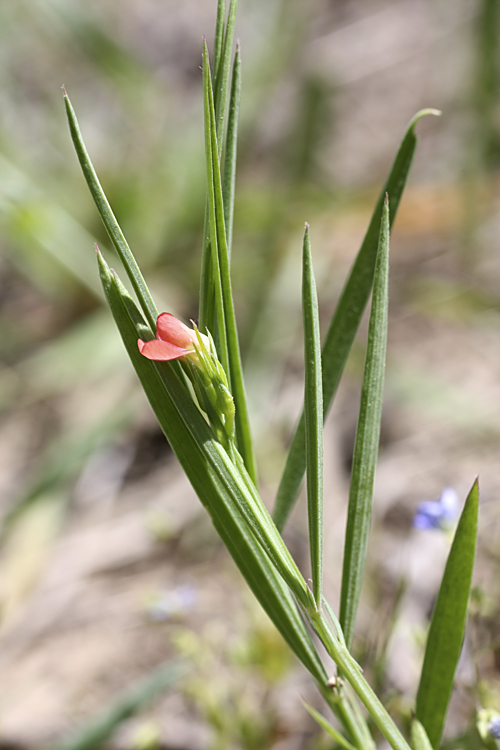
(138, 313, 202, 362)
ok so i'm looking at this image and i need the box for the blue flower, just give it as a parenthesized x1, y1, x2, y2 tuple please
(147, 585, 196, 622)
(489, 716, 500, 739)
(413, 488, 458, 530)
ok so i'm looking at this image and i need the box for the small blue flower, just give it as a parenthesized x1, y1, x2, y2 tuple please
(148, 585, 196, 622)
(489, 716, 500, 739)
(413, 487, 458, 530)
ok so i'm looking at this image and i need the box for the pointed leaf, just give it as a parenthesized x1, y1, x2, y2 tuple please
(212, 0, 226, 84)
(410, 719, 434, 750)
(64, 91, 158, 331)
(202, 42, 229, 375)
(273, 109, 441, 530)
(214, 0, 238, 151)
(200, 0, 237, 331)
(415, 479, 479, 748)
(222, 44, 241, 259)
(339, 196, 390, 649)
(203, 42, 257, 484)
(302, 225, 324, 609)
(303, 701, 356, 750)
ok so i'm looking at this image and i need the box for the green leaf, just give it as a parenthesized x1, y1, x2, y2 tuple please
(202, 42, 229, 375)
(97, 253, 324, 682)
(214, 0, 238, 151)
(202, 42, 258, 485)
(302, 224, 324, 609)
(64, 91, 158, 331)
(51, 659, 187, 750)
(410, 719, 434, 750)
(303, 701, 356, 750)
(200, 0, 238, 332)
(273, 109, 441, 531)
(339, 196, 390, 649)
(222, 44, 241, 260)
(212, 0, 226, 85)
(415, 479, 479, 748)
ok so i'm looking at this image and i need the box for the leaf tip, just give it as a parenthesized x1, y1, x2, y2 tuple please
(408, 108, 442, 135)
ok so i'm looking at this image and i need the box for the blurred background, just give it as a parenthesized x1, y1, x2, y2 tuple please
(1, 0, 500, 748)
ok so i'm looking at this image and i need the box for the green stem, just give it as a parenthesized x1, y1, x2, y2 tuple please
(310, 611, 412, 750)
(320, 685, 373, 750)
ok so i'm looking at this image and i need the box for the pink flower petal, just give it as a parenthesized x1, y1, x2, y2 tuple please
(138, 338, 189, 361)
(156, 312, 197, 349)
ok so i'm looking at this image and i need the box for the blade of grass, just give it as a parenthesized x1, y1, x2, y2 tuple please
(339, 196, 390, 649)
(222, 43, 241, 259)
(303, 701, 357, 750)
(273, 109, 441, 531)
(214, 0, 238, 151)
(200, 0, 237, 331)
(97, 252, 325, 683)
(202, 41, 229, 376)
(302, 224, 323, 609)
(51, 659, 188, 750)
(212, 0, 226, 84)
(203, 41, 258, 484)
(415, 479, 479, 748)
(410, 719, 434, 750)
(64, 91, 158, 331)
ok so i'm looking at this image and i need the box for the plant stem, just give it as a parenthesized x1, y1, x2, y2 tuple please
(309, 611, 412, 750)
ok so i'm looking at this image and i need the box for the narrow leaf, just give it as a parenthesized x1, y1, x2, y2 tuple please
(97, 255, 321, 675)
(51, 659, 187, 750)
(339, 196, 390, 649)
(303, 701, 356, 750)
(202, 41, 229, 375)
(64, 91, 158, 331)
(302, 224, 323, 609)
(214, 0, 238, 151)
(415, 479, 479, 748)
(212, 0, 226, 84)
(203, 42, 258, 484)
(222, 43, 241, 259)
(273, 109, 441, 531)
(200, 0, 237, 331)
(410, 719, 434, 750)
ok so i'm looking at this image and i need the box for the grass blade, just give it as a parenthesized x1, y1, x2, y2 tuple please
(64, 91, 158, 331)
(302, 224, 323, 609)
(339, 196, 390, 649)
(303, 701, 356, 750)
(415, 479, 479, 748)
(97, 253, 325, 683)
(222, 43, 241, 259)
(410, 719, 434, 750)
(202, 41, 229, 375)
(212, 0, 226, 84)
(51, 660, 187, 750)
(203, 41, 258, 484)
(273, 109, 441, 531)
(200, 0, 237, 330)
(214, 0, 238, 150)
